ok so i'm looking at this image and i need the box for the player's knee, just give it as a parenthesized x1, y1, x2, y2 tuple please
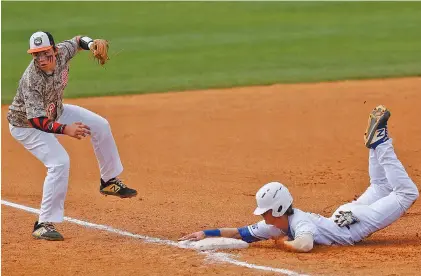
(48, 152, 70, 175)
(399, 184, 419, 208)
(408, 186, 419, 202)
(96, 116, 111, 134)
(406, 180, 419, 200)
(58, 151, 70, 167)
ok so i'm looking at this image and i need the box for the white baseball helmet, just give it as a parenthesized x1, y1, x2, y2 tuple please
(253, 182, 293, 217)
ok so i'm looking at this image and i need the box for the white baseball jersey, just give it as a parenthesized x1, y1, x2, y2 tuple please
(239, 208, 355, 246)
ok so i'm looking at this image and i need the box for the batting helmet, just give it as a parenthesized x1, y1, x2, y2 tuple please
(253, 182, 293, 217)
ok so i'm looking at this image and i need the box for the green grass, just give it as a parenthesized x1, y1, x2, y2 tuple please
(2, 2, 421, 103)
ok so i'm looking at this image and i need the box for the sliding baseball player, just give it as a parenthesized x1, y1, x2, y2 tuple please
(180, 105, 419, 252)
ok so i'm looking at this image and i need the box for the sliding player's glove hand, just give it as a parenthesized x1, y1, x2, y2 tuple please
(334, 211, 360, 227)
(91, 39, 109, 65)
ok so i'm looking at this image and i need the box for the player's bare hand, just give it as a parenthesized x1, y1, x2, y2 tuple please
(272, 236, 298, 252)
(63, 122, 91, 139)
(272, 236, 288, 248)
(178, 231, 205, 241)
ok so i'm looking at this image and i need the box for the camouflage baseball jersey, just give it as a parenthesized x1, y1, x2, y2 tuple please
(7, 37, 79, 128)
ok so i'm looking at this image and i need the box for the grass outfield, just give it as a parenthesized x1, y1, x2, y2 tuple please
(2, 2, 421, 103)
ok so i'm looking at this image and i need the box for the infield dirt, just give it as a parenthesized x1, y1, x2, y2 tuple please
(2, 78, 421, 275)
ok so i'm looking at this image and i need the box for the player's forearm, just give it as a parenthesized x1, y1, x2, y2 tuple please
(221, 228, 242, 239)
(203, 228, 241, 239)
(28, 117, 66, 134)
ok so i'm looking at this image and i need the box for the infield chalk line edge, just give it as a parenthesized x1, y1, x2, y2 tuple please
(2, 199, 310, 276)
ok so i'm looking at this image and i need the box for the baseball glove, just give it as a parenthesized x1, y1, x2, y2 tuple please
(91, 39, 109, 65)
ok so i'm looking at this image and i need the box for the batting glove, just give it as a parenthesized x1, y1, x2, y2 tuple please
(334, 211, 360, 227)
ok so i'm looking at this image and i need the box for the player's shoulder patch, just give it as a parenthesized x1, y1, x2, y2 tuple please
(250, 223, 259, 230)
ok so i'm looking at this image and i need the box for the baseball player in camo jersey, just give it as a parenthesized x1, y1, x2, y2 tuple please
(7, 31, 137, 241)
(180, 105, 419, 252)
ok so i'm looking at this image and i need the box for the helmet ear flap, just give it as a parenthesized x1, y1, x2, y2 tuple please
(271, 205, 283, 217)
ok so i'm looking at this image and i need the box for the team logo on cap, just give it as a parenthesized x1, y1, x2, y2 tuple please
(34, 37, 43, 46)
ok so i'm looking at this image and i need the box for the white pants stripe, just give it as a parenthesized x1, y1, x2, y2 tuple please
(9, 104, 123, 223)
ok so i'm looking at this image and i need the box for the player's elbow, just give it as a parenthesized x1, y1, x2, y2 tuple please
(292, 240, 313, 253)
(299, 241, 313, 253)
(286, 233, 314, 253)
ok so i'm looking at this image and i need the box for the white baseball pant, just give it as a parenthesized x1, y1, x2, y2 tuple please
(332, 139, 419, 242)
(9, 104, 123, 223)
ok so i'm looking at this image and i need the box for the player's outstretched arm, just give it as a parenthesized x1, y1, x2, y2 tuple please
(179, 228, 241, 241)
(58, 35, 108, 65)
(180, 220, 284, 244)
(179, 226, 314, 252)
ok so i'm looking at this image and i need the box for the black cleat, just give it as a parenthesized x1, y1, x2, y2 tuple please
(32, 221, 64, 241)
(100, 177, 137, 198)
(364, 105, 391, 149)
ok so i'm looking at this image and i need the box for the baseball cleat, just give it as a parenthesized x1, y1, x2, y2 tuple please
(32, 221, 64, 241)
(100, 177, 137, 198)
(364, 105, 391, 149)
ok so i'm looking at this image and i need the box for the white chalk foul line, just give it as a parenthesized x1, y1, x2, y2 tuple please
(2, 200, 309, 276)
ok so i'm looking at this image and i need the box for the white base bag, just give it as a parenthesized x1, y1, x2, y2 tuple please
(178, 237, 249, 251)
